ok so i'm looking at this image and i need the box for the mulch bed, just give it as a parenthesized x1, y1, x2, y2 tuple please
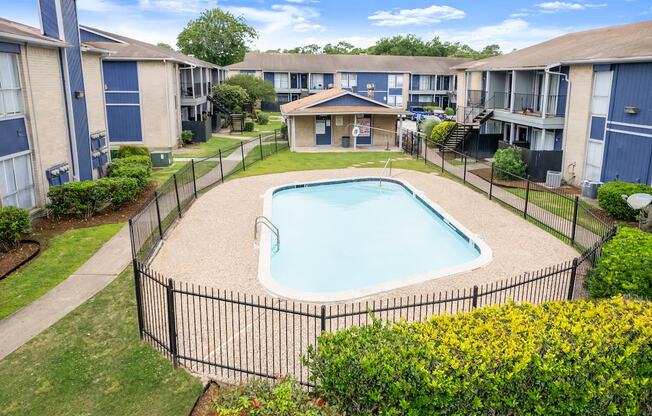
(190, 382, 220, 416)
(0, 241, 40, 279)
(468, 167, 581, 195)
(0, 181, 157, 279)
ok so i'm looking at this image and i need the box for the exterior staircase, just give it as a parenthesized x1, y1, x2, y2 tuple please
(471, 108, 494, 125)
(443, 123, 476, 150)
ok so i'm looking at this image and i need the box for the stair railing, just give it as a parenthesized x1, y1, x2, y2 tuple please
(254, 216, 280, 252)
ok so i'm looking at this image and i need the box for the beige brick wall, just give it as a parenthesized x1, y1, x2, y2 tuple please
(331, 114, 354, 146)
(334, 72, 342, 88)
(293, 116, 315, 147)
(372, 115, 397, 146)
(82, 52, 107, 134)
(20, 44, 71, 208)
(138, 61, 176, 149)
(456, 70, 467, 122)
(401, 73, 410, 109)
(562, 64, 593, 185)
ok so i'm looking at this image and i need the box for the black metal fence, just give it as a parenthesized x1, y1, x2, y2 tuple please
(129, 126, 617, 386)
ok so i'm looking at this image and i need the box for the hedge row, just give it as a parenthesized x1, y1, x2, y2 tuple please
(307, 297, 652, 415)
(587, 226, 652, 299)
(0, 206, 31, 252)
(48, 177, 140, 218)
(597, 181, 652, 221)
(107, 155, 152, 188)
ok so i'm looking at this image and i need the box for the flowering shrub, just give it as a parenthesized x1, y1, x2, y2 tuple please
(307, 298, 652, 415)
(212, 379, 337, 415)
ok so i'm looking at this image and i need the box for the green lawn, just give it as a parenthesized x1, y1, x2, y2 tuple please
(172, 136, 241, 159)
(231, 148, 439, 178)
(0, 223, 123, 320)
(150, 162, 189, 186)
(0, 267, 202, 416)
(228, 118, 284, 138)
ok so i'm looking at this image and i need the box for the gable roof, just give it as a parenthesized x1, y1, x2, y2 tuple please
(0, 17, 68, 48)
(281, 88, 408, 116)
(227, 52, 471, 75)
(80, 26, 219, 68)
(457, 20, 652, 71)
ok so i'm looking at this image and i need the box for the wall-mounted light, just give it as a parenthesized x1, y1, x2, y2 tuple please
(75, 90, 85, 99)
(624, 106, 639, 115)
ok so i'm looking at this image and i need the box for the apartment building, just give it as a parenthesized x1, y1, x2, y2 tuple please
(456, 20, 652, 186)
(226, 53, 470, 110)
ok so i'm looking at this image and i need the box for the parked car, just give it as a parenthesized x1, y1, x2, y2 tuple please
(407, 106, 429, 121)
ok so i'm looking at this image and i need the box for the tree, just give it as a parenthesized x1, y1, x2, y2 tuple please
(213, 84, 249, 113)
(367, 34, 431, 56)
(283, 44, 321, 54)
(157, 42, 174, 51)
(322, 41, 364, 55)
(225, 74, 276, 107)
(177, 9, 257, 66)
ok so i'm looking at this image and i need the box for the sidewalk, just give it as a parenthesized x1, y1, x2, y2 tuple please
(0, 224, 132, 360)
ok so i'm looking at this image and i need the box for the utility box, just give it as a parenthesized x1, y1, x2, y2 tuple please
(545, 170, 562, 188)
(150, 151, 173, 168)
(581, 180, 602, 199)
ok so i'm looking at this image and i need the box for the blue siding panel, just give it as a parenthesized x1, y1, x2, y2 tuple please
(608, 63, 652, 126)
(590, 116, 606, 140)
(0, 118, 30, 157)
(38, 0, 60, 39)
(411, 75, 419, 90)
(556, 66, 569, 116)
(601, 131, 652, 184)
(313, 94, 381, 108)
(554, 129, 563, 150)
(388, 88, 403, 96)
(106, 107, 143, 142)
(105, 92, 140, 104)
(102, 61, 139, 91)
(324, 74, 334, 88)
(79, 28, 118, 43)
(0, 42, 20, 54)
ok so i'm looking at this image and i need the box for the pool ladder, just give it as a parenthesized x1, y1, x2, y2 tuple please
(380, 157, 392, 187)
(254, 216, 280, 252)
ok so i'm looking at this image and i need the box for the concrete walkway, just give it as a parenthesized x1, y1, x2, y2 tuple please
(0, 224, 132, 361)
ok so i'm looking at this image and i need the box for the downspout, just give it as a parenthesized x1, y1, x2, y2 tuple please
(545, 64, 574, 182)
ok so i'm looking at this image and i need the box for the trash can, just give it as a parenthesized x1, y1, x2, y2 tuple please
(341, 135, 350, 148)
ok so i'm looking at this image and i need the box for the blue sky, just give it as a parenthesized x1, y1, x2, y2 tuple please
(5, 0, 652, 52)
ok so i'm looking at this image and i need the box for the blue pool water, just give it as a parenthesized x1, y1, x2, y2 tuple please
(267, 179, 485, 297)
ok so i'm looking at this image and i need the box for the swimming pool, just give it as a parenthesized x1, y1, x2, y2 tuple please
(258, 178, 491, 301)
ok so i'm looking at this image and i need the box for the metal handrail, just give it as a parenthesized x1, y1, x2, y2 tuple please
(254, 216, 280, 251)
(379, 157, 393, 187)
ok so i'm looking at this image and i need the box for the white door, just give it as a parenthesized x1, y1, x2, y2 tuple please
(585, 139, 604, 181)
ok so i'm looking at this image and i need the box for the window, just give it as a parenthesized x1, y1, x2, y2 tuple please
(418, 94, 432, 103)
(0, 153, 35, 209)
(418, 76, 430, 91)
(0, 52, 24, 118)
(442, 76, 450, 90)
(531, 129, 555, 151)
(273, 73, 289, 89)
(341, 73, 357, 89)
(591, 71, 612, 115)
(387, 95, 403, 107)
(311, 73, 324, 90)
(388, 74, 403, 89)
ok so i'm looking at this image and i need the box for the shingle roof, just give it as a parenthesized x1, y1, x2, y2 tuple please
(281, 88, 408, 116)
(456, 20, 652, 71)
(0, 17, 68, 47)
(80, 26, 219, 68)
(226, 52, 471, 75)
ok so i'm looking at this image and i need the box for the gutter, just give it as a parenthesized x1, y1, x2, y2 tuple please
(560, 56, 652, 65)
(0, 31, 70, 48)
(545, 63, 574, 181)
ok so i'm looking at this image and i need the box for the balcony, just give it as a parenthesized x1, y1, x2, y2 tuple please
(466, 90, 566, 129)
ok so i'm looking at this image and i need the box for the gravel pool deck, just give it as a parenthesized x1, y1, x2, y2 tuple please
(151, 168, 578, 303)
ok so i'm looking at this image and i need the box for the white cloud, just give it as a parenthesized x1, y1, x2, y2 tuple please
(77, 0, 119, 12)
(368, 5, 465, 27)
(535, 2, 607, 13)
(225, 4, 325, 36)
(435, 18, 569, 52)
(138, 0, 218, 14)
(509, 12, 530, 17)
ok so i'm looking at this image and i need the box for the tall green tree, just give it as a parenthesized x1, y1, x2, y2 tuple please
(177, 9, 257, 66)
(156, 42, 174, 51)
(225, 74, 276, 107)
(367, 34, 431, 56)
(283, 44, 321, 54)
(322, 41, 364, 55)
(213, 84, 249, 113)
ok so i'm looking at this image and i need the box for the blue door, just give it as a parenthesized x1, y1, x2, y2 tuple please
(356, 115, 372, 145)
(315, 115, 332, 145)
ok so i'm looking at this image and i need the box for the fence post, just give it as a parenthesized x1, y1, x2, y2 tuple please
(258, 134, 264, 160)
(219, 149, 224, 183)
(416, 137, 420, 160)
(166, 278, 179, 367)
(424, 139, 428, 165)
(471, 285, 479, 308)
(240, 141, 246, 171)
(154, 191, 163, 239)
(274, 129, 278, 153)
(191, 159, 197, 199)
(524, 176, 531, 219)
(133, 259, 145, 339)
(489, 163, 495, 200)
(173, 173, 182, 218)
(570, 196, 579, 246)
(463, 154, 467, 184)
(320, 305, 327, 333)
(567, 258, 579, 300)
(440, 144, 445, 173)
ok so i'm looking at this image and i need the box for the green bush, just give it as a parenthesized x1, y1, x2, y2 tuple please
(181, 130, 193, 144)
(107, 156, 151, 189)
(281, 122, 288, 140)
(597, 181, 652, 221)
(494, 146, 527, 179)
(586, 227, 652, 299)
(244, 120, 255, 132)
(256, 111, 270, 125)
(116, 145, 149, 158)
(0, 206, 31, 252)
(108, 155, 152, 174)
(444, 106, 455, 116)
(430, 121, 456, 143)
(47, 177, 140, 218)
(420, 117, 440, 139)
(423, 105, 442, 111)
(307, 298, 652, 415)
(212, 379, 337, 415)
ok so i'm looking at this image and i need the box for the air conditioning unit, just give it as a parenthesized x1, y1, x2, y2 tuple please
(366, 83, 375, 90)
(545, 170, 562, 188)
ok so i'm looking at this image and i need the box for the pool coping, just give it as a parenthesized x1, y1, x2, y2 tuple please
(257, 176, 493, 302)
